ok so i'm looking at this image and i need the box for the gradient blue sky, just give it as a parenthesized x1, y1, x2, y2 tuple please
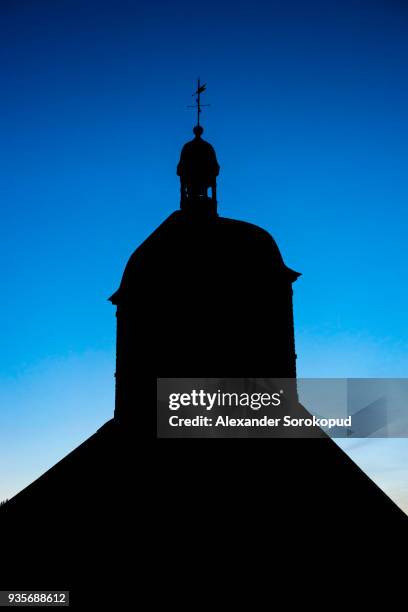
(1, 1, 408, 508)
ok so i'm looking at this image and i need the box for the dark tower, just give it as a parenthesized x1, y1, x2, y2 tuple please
(109, 87, 300, 425)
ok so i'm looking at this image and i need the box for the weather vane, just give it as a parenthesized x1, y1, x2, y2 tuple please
(187, 78, 210, 126)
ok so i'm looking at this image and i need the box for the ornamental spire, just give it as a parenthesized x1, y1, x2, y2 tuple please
(187, 78, 210, 127)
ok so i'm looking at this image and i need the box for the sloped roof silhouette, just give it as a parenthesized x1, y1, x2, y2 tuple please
(1, 417, 406, 606)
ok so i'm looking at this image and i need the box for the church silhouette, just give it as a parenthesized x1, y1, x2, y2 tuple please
(1, 85, 406, 604)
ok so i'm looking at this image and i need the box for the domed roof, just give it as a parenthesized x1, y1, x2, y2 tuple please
(109, 211, 300, 305)
(177, 128, 220, 183)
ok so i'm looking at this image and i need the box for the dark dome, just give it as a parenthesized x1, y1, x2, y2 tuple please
(176, 136, 220, 184)
(109, 211, 300, 304)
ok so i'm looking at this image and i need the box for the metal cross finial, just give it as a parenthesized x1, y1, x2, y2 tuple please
(187, 78, 210, 126)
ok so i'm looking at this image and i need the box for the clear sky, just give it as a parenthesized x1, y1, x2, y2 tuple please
(1, 1, 408, 509)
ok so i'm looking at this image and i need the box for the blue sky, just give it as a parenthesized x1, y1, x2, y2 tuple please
(1, 1, 408, 508)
